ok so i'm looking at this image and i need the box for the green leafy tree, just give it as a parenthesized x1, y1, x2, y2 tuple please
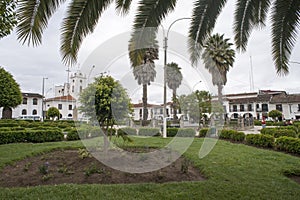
(0, 0, 17, 38)
(202, 34, 235, 103)
(79, 75, 131, 149)
(268, 110, 282, 121)
(178, 90, 211, 126)
(166, 62, 182, 120)
(0, 67, 22, 119)
(46, 107, 60, 120)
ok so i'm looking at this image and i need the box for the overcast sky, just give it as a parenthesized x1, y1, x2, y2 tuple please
(0, 0, 299, 103)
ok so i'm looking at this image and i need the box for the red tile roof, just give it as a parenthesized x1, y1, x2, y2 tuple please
(45, 94, 76, 102)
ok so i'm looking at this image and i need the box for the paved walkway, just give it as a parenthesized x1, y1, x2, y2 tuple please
(243, 126, 262, 135)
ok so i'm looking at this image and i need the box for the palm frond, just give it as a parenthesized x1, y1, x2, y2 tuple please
(115, 0, 132, 15)
(60, 0, 113, 65)
(16, 0, 66, 46)
(188, 0, 228, 64)
(252, 0, 270, 28)
(271, 0, 300, 75)
(129, 0, 177, 67)
(234, 0, 271, 51)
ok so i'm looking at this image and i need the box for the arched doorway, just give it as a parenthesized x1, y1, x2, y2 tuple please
(2, 107, 12, 119)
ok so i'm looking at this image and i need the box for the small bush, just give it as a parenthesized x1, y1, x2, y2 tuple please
(199, 128, 208, 137)
(246, 134, 274, 148)
(138, 128, 160, 136)
(177, 128, 195, 137)
(261, 128, 297, 138)
(67, 130, 80, 141)
(167, 128, 195, 137)
(167, 128, 179, 137)
(231, 131, 246, 142)
(275, 136, 300, 154)
(219, 129, 245, 142)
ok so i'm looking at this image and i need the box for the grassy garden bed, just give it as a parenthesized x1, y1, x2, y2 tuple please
(0, 137, 299, 199)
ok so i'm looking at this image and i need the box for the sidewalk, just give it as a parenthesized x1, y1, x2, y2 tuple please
(243, 126, 262, 135)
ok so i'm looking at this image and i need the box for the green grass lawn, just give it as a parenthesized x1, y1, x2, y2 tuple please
(0, 137, 300, 199)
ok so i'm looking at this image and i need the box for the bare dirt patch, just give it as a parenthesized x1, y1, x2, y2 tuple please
(0, 148, 205, 187)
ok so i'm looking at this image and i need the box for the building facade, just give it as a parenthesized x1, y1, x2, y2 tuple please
(0, 93, 43, 119)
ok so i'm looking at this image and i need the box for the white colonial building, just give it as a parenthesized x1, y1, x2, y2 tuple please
(0, 92, 43, 119)
(224, 90, 300, 120)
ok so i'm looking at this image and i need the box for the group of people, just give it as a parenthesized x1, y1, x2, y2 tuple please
(261, 117, 294, 128)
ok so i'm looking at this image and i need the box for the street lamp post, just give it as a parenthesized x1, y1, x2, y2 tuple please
(42, 77, 48, 121)
(162, 17, 191, 138)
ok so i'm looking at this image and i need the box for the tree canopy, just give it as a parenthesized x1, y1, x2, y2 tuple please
(0, 67, 22, 109)
(0, 0, 17, 38)
(47, 107, 60, 120)
(268, 110, 282, 120)
(79, 75, 131, 130)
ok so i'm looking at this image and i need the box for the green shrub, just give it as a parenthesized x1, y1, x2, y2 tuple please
(138, 128, 160, 136)
(67, 130, 80, 141)
(118, 127, 137, 136)
(0, 129, 64, 144)
(177, 128, 195, 137)
(261, 128, 297, 138)
(275, 136, 300, 154)
(232, 131, 246, 142)
(246, 134, 274, 148)
(199, 128, 208, 137)
(167, 128, 178, 137)
(167, 128, 195, 137)
(219, 129, 245, 142)
(26, 130, 64, 143)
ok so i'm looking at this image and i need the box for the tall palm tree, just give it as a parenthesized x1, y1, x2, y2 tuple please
(201, 34, 235, 102)
(16, 0, 299, 74)
(132, 48, 157, 126)
(166, 62, 182, 120)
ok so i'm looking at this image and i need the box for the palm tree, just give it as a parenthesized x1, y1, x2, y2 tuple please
(166, 62, 182, 120)
(132, 48, 158, 126)
(201, 34, 235, 102)
(16, 0, 299, 74)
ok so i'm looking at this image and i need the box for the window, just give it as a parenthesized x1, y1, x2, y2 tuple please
(276, 104, 283, 112)
(160, 108, 163, 114)
(21, 109, 27, 115)
(58, 104, 62, 110)
(262, 104, 268, 112)
(32, 98, 38, 105)
(248, 104, 252, 111)
(298, 104, 300, 111)
(256, 104, 259, 108)
(240, 105, 244, 112)
(32, 109, 37, 115)
(68, 114, 72, 118)
(22, 98, 27, 104)
(233, 113, 239, 119)
(139, 109, 142, 119)
(80, 86, 83, 93)
(69, 105, 72, 110)
(72, 86, 74, 93)
(233, 105, 237, 112)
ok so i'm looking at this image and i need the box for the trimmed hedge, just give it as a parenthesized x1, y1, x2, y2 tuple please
(0, 129, 64, 144)
(275, 136, 300, 154)
(199, 128, 208, 137)
(118, 127, 137, 136)
(67, 129, 80, 141)
(245, 134, 274, 148)
(261, 128, 297, 138)
(138, 128, 160, 136)
(167, 128, 195, 137)
(167, 128, 179, 137)
(219, 129, 245, 142)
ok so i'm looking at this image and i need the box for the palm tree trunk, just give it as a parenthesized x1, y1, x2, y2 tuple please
(217, 84, 225, 124)
(172, 90, 177, 120)
(142, 84, 148, 126)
